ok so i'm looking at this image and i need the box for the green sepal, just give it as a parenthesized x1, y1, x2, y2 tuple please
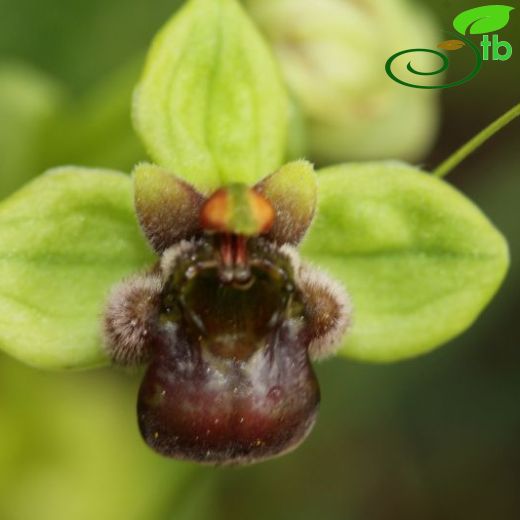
(0, 167, 155, 369)
(133, 0, 289, 193)
(301, 162, 509, 362)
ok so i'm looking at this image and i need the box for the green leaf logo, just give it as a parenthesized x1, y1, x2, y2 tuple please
(453, 5, 514, 35)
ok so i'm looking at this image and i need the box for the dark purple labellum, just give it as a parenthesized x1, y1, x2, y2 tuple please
(137, 239, 320, 464)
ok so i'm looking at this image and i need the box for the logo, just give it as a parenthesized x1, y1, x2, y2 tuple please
(385, 5, 514, 89)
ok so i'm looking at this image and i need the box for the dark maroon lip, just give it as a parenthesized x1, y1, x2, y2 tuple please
(138, 311, 320, 465)
(104, 231, 348, 465)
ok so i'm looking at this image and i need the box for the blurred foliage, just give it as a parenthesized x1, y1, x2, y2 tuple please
(0, 0, 518, 519)
(0, 62, 63, 196)
(0, 0, 182, 93)
(0, 355, 214, 520)
(0, 57, 146, 199)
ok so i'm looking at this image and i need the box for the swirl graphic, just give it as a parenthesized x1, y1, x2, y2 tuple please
(385, 33, 482, 89)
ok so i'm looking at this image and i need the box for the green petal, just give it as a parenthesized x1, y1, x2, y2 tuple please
(0, 167, 155, 369)
(301, 162, 509, 362)
(256, 160, 317, 245)
(133, 0, 288, 193)
(134, 163, 205, 252)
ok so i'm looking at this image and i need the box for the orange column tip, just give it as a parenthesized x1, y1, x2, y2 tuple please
(200, 184, 275, 236)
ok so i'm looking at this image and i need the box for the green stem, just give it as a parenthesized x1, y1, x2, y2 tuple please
(434, 103, 520, 178)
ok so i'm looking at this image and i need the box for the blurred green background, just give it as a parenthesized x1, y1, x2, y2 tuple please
(0, 0, 518, 519)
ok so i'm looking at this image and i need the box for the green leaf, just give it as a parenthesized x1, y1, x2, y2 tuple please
(301, 162, 509, 362)
(133, 0, 288, 194)
(453, 5, 514, 35)
(0, 168, 155, 369)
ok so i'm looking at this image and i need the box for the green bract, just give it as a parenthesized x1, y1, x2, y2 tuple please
(133, 0, 288, 193)
(301, 162, 509, 362)
(0, 168, 153, 369)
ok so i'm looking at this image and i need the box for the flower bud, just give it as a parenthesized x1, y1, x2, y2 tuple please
(247, 0, 441, 163)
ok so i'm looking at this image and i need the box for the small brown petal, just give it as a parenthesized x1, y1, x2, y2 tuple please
(294, 258, 352, 360)
(134, 163, 205, 253)
(255, 160, 317, 245)
(103, 272, 163, 365)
